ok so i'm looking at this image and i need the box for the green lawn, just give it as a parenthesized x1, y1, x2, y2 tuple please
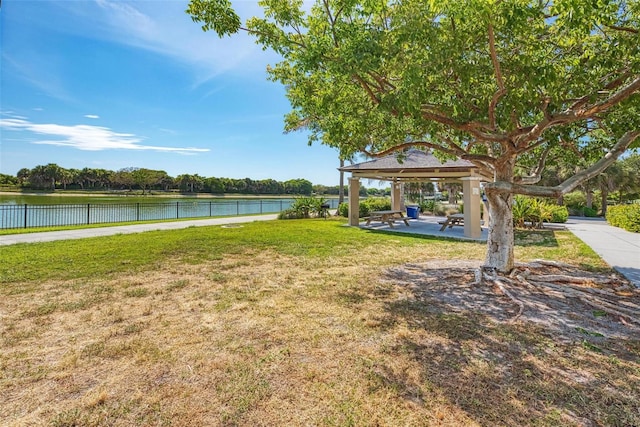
(1, 218, 637, 426)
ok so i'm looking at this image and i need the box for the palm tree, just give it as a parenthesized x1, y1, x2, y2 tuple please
(43, 163, 62, 190)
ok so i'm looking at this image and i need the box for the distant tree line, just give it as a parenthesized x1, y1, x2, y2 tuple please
(0, 164, 371, 196)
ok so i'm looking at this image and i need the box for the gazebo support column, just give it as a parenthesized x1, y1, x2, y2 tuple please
(348, 177, 360, 226)
(392, 181, 402, 212)
(461, 177, 482, 238)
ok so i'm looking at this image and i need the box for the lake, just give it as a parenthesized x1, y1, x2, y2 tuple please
(0, 193, 340, 230)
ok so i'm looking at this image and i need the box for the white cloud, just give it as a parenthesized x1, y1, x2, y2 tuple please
(0, 118, 209, 154)
(60, 0, 279, 85)
(84, 114, 100, 119)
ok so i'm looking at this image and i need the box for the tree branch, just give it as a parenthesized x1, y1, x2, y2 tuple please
(420, 107, 509, 143)
(514, 144, 551, 185)
(606, 24, 639, 34)
(352, 74, 382, 105)
(580, 75, 640, 117)
(515, 75, 640, 144)
(487, 131, 640, 197)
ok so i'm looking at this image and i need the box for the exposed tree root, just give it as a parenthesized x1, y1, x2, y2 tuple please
(474, 262, 640, 325)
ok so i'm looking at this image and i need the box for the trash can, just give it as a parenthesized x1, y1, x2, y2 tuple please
(406, 205, 419, 219)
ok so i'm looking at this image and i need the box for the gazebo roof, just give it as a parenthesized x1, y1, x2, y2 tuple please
(339, 149, 491, 181)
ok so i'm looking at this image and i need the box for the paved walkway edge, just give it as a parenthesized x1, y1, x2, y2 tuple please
(0, 214, 279, 246)
(564, 217, 640, 288)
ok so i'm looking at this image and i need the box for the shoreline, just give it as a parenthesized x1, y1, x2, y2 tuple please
(0, 191, 338, 199)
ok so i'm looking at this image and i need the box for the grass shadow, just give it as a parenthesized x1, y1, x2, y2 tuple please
(378, 263, 640, 426)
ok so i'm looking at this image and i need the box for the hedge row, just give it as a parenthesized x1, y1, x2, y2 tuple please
(606, 204, 640, 233)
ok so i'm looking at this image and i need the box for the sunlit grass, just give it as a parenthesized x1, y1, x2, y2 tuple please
(0, 218, 635, 426)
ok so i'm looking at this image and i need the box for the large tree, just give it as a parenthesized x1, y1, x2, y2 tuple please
(188, 0, 640, 272)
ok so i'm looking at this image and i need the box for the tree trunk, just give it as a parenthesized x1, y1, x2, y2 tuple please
(338, 158, 345, 205)
(586, 189, 593, 209)
(484, 159, 516, 273)
(601, 188, 608, 217)
(485, 191, 514, 272)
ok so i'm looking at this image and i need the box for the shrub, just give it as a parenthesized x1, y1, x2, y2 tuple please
(360, 197, 391, 217)
(563, 191, 601, 215)
(513, 196, 557, 228)
(432, 203, 448, 216)
(337, 202, 349, 217)
(549, 205, 569, 223)
(279, 196, 327, 219)
(606, 204, 640, 232)
(582, 206, 599, 217)
(278, 208, 306, 219)
(419, 199, 436, 214)
(336, 198, 392, 218)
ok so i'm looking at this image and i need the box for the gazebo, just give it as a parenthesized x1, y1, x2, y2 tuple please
(338, 149, 493, 238)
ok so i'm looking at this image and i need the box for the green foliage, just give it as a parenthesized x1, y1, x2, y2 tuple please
(337, 202, 349, 217)
(278, 196, 327, 219)
(12, 163, 326, 195)
(549, 205, 569, 223)
(606, 204, 640, 233)
(583, 207, 599, 217)
(419, 199, 439, 215)
(360, 197, 391, 218)
(513, 196, 561, 228)
(563, 191, 602, 215)
(0, 173, 18, 186)
(337, 197, 392, 218)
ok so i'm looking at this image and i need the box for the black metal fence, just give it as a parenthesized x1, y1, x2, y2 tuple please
(0, 199, 341, 230)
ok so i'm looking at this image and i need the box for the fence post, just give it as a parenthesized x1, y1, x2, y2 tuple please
(136, 203, 140, 221)
(237, 200, 239, 215)
(176, 202, 179, 219)
(87, 204, 91, 225)
(24, 204, 28, 228)
(209, 201, 212, 217)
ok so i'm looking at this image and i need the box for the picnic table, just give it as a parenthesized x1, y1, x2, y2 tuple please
(365, 210, 410, 228)
(438, 213, 465, 231)
(438, 213, 485, 231)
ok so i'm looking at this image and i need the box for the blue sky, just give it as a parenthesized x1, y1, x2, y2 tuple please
(0, 0, 345, 185)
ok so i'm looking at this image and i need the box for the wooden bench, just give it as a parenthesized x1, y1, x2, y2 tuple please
(365, 210, 410, 228)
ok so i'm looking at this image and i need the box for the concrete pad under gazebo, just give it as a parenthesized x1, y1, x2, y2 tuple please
(339, 149, 493, 239)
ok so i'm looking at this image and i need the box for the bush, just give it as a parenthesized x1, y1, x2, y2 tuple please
(433, 203, 448, 216)
(563, 191, 601, 215)
(606, 204, 640, 232)
(336, 198, 392, 218)
(419, 199, 447, 216)
(549, 205, 569, 223)
(360, 197, 391, 217)
(419, 199, 436, 214)
(279, 196, 327, 219)
(278, 208, 306, 219)
(513, 196, 557, 228)
(337, 202, 349, 217)
(582, 206, 599, 217)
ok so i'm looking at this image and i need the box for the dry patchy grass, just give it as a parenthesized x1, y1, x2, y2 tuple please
(1, 223, 638, 426)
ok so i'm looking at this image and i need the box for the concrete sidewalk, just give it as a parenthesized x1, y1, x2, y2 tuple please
(564, 216, 640, 287)
(0, 214, 279, 246)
